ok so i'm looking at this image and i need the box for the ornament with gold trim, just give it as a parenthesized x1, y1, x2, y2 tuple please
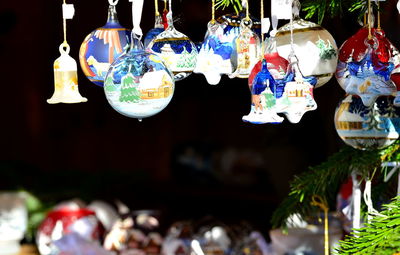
(334, 95, 399, 150)
(147, 5, 198, 82)
(275, 14, 338, 88)
(79, 4, 130, 87)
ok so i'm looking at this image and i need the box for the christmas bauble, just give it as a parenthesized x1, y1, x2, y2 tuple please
(144, 15, 164, 48)
(104, 40, 175, 120)
(334, 95, 399, 150)
(216, 12, 261, 39)
(243, 56, 317, 124)
(194, 12, 261, 85)
(335, 28, 400, 106)
(37, 207, 102, 255)
(79, 5, 130, 87)
(192, 225, 233, 255)
(248, 37, 289, 87)
(275, 18, 338, 88)
(162, 222, 193, 255)
(147, 13, 198, 81)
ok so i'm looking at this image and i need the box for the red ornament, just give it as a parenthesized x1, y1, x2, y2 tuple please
(37, 207, 103, 255)
(336, 27, 400, 106)
(248, 52, 289, 89)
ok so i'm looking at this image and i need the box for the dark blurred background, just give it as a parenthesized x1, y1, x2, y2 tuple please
(1, 0, 400, 233)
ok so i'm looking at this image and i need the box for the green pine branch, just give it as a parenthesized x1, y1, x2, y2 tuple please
(335, 196, 400, 255)
(215, 0, 243, 14)
(271, 142, 400, 230)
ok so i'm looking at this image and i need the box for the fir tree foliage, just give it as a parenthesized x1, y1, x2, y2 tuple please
(215, 0, 243, 14)
(335, 196, 400, 255)
(271, 141, 400, 229)
(218, 0, 377, 24)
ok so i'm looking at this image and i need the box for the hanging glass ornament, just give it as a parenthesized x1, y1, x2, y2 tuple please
(335, 28, 400, 107)
(194, 21, 235, 85)
(229, 18, 261, 79)
(48, 2, 87, 104)
(243, 55, 317, 124)
(48, 44, 88, 104)
(104, 0, 174, 121)
(147, 0, 198, 81)
(144, 0, 166, 48)
(194, 2, 261, 85)
(228, 0, 261, 79)
(79, 1, 130, 87)
(248, 37, 289, 87)
(37, 203, 102, 255)
(275, 17, 337, 88)
(242, 59, 284, 124)
(334, 95, 399, 150)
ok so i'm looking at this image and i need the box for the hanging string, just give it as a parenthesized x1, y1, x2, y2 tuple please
(62, 0, 68, 47)
(260, 0, 264, 42)
(289, 6, 295, 57)
(311, 195, 329, 255)
(164, 0, 167, 11)
(211, 0, 216, 24)
(108, 0, 119, 6)
(368, 0, 372, 39)
(131, 0, 144, 37)
(246, 0, 250, 20)
(377, 0, 381, 30)
(363, 178, 385, 223)
(169, 0, 172, 15)
(154, 0, 160, 16)
(363, 13, 367, 26)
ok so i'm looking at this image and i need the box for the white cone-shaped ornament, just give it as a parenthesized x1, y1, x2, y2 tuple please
(48, 44, 87, 104)
(104, 35, 175, 120)
(275, 18, 338, 88)
(147, 11, 198, 81)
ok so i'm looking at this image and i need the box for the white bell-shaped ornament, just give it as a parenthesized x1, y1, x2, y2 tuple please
(48, 44, 88, 104)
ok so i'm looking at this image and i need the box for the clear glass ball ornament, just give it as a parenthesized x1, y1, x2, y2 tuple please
(147, 12, 198, 81)
(334, 95, 399, 150)
(275, 18, 338, 88)
(79, 5, 130, 87)
(104, 34, 175, 121)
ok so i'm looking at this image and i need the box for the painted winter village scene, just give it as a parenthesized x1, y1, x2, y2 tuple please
(242, 58, 317, 124)
(104, 52, 174, 119)
(148, 33, 198, 81)
(195, 13, 261, 85)
(19, 0, 400, 254)
(334, 95, 400, 150)
(336, 50, 398, 107)
(275, 19, 338, 87)
(79, 7, 131, 87)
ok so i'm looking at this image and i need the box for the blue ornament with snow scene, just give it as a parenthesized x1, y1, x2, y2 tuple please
(79, 5, 131, 87)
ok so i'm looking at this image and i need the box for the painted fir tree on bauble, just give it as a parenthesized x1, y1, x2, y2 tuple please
(119, 74, 142, 103)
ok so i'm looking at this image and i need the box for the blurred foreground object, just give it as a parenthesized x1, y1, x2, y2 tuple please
(0, 192, 28, 255)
